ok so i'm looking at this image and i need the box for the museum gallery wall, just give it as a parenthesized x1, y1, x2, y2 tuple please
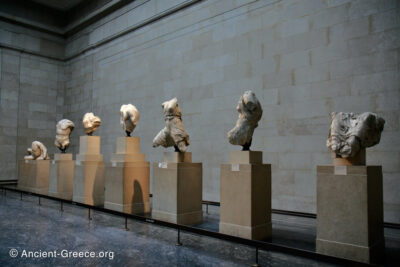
(0, 0, 399, 224)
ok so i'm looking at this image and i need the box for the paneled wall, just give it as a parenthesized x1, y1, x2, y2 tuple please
(1, 0, 399, 223)
(0, 48, 63, 180)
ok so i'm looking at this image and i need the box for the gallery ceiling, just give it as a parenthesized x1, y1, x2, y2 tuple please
(29, 0, 85, 11)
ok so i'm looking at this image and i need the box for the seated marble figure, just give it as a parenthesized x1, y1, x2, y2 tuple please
(24, 141, 50, 160)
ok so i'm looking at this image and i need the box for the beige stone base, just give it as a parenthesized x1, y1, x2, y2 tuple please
(332, 148, 366, 166)
(79, 135, 100, 154)
(152, 210, 203, 225)
(73, 161, 105, 206)
(104, 161, 150, 214)
(18, 160, 50, 194)
(110, 154, 145, 162)
(316, 238, 385, 264)
(17, 187, 49, 195)
(48, 191, 73, 200)
(229, 150, 262, 164)
(110, 136, 146, 162)
(316, 165, 384, 264)
(76, 136, 103, 162)
(220, 151, 271, 240)
(104, 201, 150, 214)
(49, 154, 74, 200)
(219, 222, 272, 240)
(163, 152, 192, 163)
(152, 153, 202, 225)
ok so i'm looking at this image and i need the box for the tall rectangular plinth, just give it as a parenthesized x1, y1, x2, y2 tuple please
(73, 136, 105, 206)
(316, 165, 385, 264)
(49, 154, 74, 200)
(104, 137, 150, 214)
(18, 160, 50, 194)
(219, 151, 272, 240)
(152, 152, 203, 225)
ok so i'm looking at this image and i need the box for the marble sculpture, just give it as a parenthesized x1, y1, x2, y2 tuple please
(24, 141, 50, 160)
(227, 91, 263, 150)
(120, 104, 140, 137)
(326, 112, 385, 158)
(82, 112, 101, 135)
(55, 119, 75, 153)
(152, 97, 190, 152)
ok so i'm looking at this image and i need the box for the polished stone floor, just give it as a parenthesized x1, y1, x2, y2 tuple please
(198, 205, 400, 266)
(0, 190, 331, 266)
(0, 190, 399, 266)
(196, 203, 400, 265)
(194, 205, 317, 251)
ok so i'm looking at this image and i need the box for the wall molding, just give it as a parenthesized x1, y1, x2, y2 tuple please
(0, 0, 202, 62)
(0, 44, 63, 62)
(0, 0, 137, 37)
(64, 0, 202, 61)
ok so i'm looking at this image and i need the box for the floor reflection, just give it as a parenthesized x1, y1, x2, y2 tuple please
(3, 185, 400, 266)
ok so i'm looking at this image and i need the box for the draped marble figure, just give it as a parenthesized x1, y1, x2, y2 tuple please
(326, 112, 385, 158)
(55, 119, 75, 153)
(227, 91, 263, 150)
(152, 97, 190, 152)
(24, 141, 50, 160)
(82, 112, 101, 135)
(120, 104, 140, 137)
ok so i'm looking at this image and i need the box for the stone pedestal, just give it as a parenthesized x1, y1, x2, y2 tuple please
(49, 154, 74, 200)
(104, 137, 150, 214)
(18, 160, 50, 194)
(316, 165, 385, 264)
(73, 136, 105, 206)
(152, 152, 202, 225)
(219, 151, 271, 240)
(332, 148, 366, 166)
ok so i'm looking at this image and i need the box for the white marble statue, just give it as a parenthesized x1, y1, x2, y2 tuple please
(227, 91, 263, 150)
(82, 112, 101, 135)
(24, 141, 50, 160)
(327, 112, 385, 158)
(120, 104, 140, 137)
(55, 119, 75, 153)
(152, 97, 190, 152)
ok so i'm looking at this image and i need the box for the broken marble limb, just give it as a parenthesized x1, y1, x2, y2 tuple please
(227, 91, 262, 151)
(326, 112, 385, 164)
(55, 119, 75, 153)
(120, 104, 140, 137)
(152, 97, 190, 152)
(24, 141, 50, 160)
(82, 112, 101, 135)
